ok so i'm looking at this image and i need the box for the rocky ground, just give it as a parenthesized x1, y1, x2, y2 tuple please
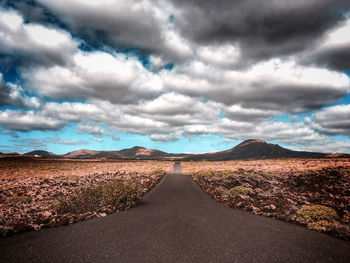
(0, 159, 169, 237)
(188, 159, 350, 240)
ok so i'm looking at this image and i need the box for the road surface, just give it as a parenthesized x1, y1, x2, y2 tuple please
(1, 165, 349, 262)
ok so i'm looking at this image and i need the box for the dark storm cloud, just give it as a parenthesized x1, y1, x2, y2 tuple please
(0, 73, 40, 108)
(0, 0, 350, 151)
(0, 7, 80, 68)
(0, 76, 22, 107)
(36, 0, 190, 62)
(171, 0, 350, 61)
(2, 0, 49, 24)
(312, 105, 350, 136)
(302, 44, 350, 71)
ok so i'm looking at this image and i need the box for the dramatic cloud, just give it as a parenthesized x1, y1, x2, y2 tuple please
(0, 109, 64, 131)
(24, 51, 163, 104)
(0, 73, 40, 108)
(162, 59, 350, 112)
(1, 1, 350, 153)
(36, 0, 192, 62)
(0, 7, 79, 67)
(311, 105, 350, 136)
(301, 17, 350, 71)
(169, 0, 350, 61)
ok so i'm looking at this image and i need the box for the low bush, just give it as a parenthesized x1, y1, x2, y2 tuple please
(215, 186, 252, 196)
(5, 195, 31, 204)
(297, 205, 339, 231)
(261, 173, 274, 179)
(55, 181, 141, 214)
(230, 186, 253, 195)
(215, 186, 231, 195)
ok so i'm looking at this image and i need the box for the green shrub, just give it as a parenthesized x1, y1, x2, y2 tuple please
(215, 186, 252, 196)
(254, 188, 264, 193)
(261, 173, 274, 179)
(230, 186, 252, 195)
(198, 171, 213, 177)
(215, 186, 231, 195)
(297, 205, 339, 231)
(5, 195, 31, 204)
(55, 181, 141, 214)
(66, 174, 79, 181)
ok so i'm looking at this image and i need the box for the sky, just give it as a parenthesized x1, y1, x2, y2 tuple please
(0, 0, 350, 154)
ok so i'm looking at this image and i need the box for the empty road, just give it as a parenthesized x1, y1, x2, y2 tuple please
(1, 165, 349, 262)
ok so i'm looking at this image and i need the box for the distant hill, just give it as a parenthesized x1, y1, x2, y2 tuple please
(25, 150, 57, 157)
(93, 151, 123, 159)
(63, 146, 190, 160)
(118, 146, 177, 159)
(121, 146, 191, 159)
(13, 139, 350, 161)
(183, 139, 327, 161)
(63, 149, 100, 158)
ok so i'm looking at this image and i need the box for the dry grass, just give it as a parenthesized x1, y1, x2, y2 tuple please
(55, 181, 141, 214)
(186, 158, 350, 240)
(297, 205, 339, 231)
(0, 159, 170, 237)
(181, 158, 350, 176)
(0, 159, 173, 179)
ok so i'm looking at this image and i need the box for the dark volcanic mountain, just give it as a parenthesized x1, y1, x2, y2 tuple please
(25, 150, 57, 157)
(183, 139, 327, 161)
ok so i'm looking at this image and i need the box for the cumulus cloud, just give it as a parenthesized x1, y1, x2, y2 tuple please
(0, 7, 79, 67)
(77, 122, 120, 141)
(24, 51, 163, 104)
(0, 1, 350, 153)
(301, 17, 350, 71)
(0, 73, 40, 108)
(311, 105, 350, 136)
(169, 0, 350, 62)
(162, 58, 350, 112)
(125, 93, 220, 126)
(77, 122, 105, 136)
(0, 109, 64, 131)
(37, 0, 192, 62)
(223, 105, 279, 122)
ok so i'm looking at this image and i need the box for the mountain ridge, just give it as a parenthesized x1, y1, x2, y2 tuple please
(18, 139, 350, 160)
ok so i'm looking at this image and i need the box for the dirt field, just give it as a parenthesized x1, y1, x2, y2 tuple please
(0, 158, 172, 237)
(182, 158, 350, 240)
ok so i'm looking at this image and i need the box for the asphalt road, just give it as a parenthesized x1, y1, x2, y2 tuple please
(1, 166, 349, 263)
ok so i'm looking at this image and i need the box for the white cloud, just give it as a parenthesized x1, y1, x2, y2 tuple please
(90, 137, 103, 142)
(25, 51, 163, 104)
(0, 7, 79, 66)
(300, 16, 350, 71)
(0, 110, 64, 131)
(224, 105, 279, 122)
(77, 122, 105, 135)
(0, 73, 41, 108)
(323, 17, 350, 47)
(38, 0, 191, 62)
(162, 58, 350, 112)
(311, 104, 350, 136)
(196, 43, 240, 68)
